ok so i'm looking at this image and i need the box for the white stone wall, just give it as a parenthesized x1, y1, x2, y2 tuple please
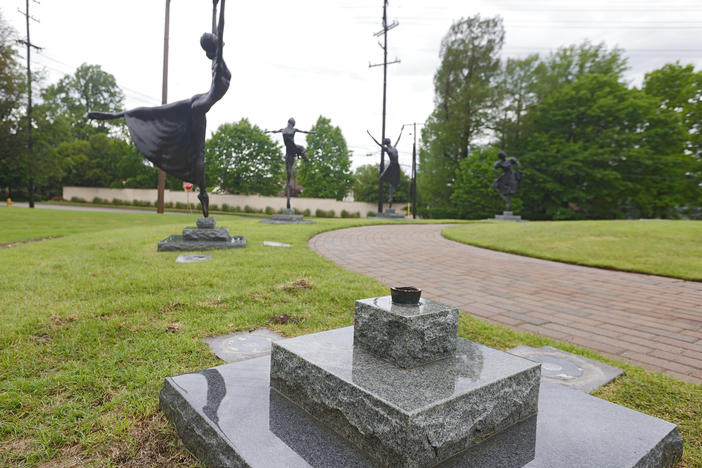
(62, 186, 380, 218)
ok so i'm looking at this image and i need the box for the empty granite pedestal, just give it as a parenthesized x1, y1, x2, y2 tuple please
(375, 208, 406, 219)
(260, 209, 314, 224)
(158, 217, 246, 252)
(493, 211, 523, 222)
(160, 295, 683, 467)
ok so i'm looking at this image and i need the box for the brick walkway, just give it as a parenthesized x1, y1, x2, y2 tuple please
(309, 224, 702, 383)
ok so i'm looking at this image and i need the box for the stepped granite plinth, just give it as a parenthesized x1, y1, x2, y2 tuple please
(354, 296, 459, 368)
(260, 209, 314, 224)
(493, 211, 523, 222)
(375, 208, 406, 219)
(160, 355, 682, 467)
(158, 217, 246, 252)
(270, 327, 541, 467)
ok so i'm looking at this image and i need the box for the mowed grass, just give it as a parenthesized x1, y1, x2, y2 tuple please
(0, 206, 195, 244)
(0, 209, 699, 467)
(443, 220, 702, 281)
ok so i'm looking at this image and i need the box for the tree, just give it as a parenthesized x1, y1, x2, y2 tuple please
(418, 15, 504, 218)
(297, 116, 353, 200)
(353, 163, 410, 203)
(40, 63, 125, 140)
(451, 148, 513, 219)
(0, 12, 26, 196)
(519, 73, 688, 219)
(205, 119, 283, 195)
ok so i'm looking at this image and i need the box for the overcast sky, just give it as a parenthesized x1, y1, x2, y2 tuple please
(4, 0, 702, 173)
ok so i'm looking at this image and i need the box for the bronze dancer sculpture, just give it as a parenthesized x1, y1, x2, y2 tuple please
(267, 118, 315, 210)
(88, 0, 230, 218)
(367, 129, 403, 208)
(492, 151, 523, 211)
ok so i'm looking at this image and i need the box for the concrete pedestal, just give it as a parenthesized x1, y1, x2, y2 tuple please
(157, 218, 246, 252)
(376, 208, 406, 219)
(354, 296, 459, 368)
(493, 211, 523, 222)
(260, 209, 314, 224)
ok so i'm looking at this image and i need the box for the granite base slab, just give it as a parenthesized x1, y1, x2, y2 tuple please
(376, 208, 406, 219)
(270, 327, 541, 467)
(508, 345, 623, 392)
(157, 234, 246, 252)
(493, 211, 524, 222)
(160, 355, 682, 468)
(260, 210, 314, 224)
(354, 296, 459, 368)
(176, 254, 213, 263)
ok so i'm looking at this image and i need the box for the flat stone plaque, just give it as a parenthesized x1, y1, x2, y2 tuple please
(508, 345, 623, 393)
(270, 327, 540, 467)
(354, 296, 459, 368)
(203, 328, 285, 362)
(176, 254, 213, 263)
(160, 356, 682, 468)
(263, 241, 292, 247)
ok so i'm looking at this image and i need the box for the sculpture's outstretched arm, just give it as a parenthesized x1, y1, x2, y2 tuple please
(295, 128, 315, 135)
(265, 128, 282, 134)
(87, 111, 125, 120)
(367, 130, 382, 148)
(394, 126, 404, 147)
(216, 0, 225, 62)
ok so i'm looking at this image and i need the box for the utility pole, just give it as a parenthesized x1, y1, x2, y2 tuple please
(369, 0, 400, 214)
(18, 0, 41, 208)
(402, 122, 423, 219)
(156, 0, 171, 214)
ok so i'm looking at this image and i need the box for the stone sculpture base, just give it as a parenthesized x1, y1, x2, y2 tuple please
(270, 327, 541, 467)
(354, 296, 459, 368)
(376, 208, 406, 219)
(493, 211, 523, 222)
(157, 217, 246, 252)
(260, 209, 314, 224)
(160, 352, 683, 468)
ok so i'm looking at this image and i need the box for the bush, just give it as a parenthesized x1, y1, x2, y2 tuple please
(303, 208, 311, 217)
(315, 209, 336, 218)
(232, 205, 241, 213)
(112, 198, 129, 206)
(209, 204, 219, 212)
(164, 201, 174, 209)
(221, 203, 230, 211)
(265, 206, 274, 215)
(244, 205, 255, 213)
(367, 210, 376, 218)
(132, 200, 152, 207)
(70, 196, 86, 203)
(92, 197, 105, 204)
(341, 209, 359, 218)
(175, 202, 187, 209)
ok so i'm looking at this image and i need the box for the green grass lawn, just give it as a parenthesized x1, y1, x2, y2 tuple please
(0, 209, 699, 467)
(443, 220, 702, 281)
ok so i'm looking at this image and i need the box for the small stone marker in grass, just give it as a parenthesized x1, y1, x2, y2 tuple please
(175, 254, 213, 263)
(202, 328, 285, 362)
(508, 345, 624, 393)
(263, 241, 292, 247)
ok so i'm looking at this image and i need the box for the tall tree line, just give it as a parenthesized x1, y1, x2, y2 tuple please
(418, 15, 701, 219)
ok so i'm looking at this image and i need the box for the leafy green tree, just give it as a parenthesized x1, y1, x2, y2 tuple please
(298, 116, 353, 200)
(353, 163, 410, 203)
(0, 12, 26, 196)
(205, 119, 283, 195)
(40, 63, 125, 139)
(418, 15, 504, 218)
(58, 134, 136, 188)
(451, 148, 515, 218)
(519, 73, 688, 219)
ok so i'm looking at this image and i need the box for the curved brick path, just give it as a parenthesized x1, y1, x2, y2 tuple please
(310, 224, 702, 383)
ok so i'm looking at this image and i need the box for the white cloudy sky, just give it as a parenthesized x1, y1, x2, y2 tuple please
(4, 0, 701, 173)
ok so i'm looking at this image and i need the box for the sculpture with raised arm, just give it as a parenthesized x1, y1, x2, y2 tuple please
(367, 128, 403, 208)
(492, 151, 523, 211)
(267, 118, 315, 210)
(88, 0, 229, 218)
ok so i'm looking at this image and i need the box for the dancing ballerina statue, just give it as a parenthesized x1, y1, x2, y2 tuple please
(88, 0, 229, 218)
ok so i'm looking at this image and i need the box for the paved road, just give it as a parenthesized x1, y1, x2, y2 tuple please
(310, 224, 702, 383)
